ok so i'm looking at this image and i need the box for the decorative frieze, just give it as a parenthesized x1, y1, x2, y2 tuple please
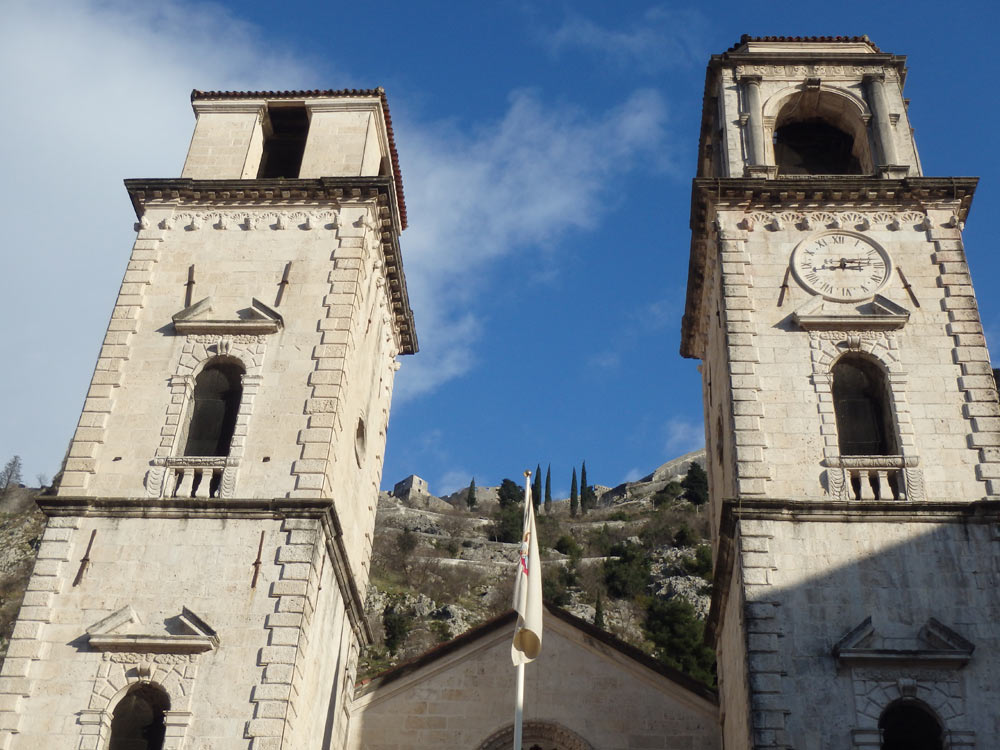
(160, 208, 342, 232)
(735, 64, 895, 80)
(741, 209, 926, 233)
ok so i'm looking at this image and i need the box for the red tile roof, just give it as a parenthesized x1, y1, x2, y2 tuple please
(191, 88, 408, 229)
(729, 35, 881, 53)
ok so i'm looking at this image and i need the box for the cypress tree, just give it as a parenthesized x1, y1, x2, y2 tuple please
(532, 464, 542, 511)
(594, 593, 605, 630)
(544, 464, 552, 514)
(466, 477, 477, 511)
(580, 461, 589, 515)
(570, 468, 578, 518)
(682, 462, 709, 506)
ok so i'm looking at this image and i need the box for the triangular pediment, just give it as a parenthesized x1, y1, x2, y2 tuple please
(792, 294, 909, 331)
(172, 296, 283, 334)
(86, 605, 219, 654)
(833, 616, 973, 668)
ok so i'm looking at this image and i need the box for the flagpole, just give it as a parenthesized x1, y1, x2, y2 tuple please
(513, 469, 531, 750)
(513, 661, 524, 750)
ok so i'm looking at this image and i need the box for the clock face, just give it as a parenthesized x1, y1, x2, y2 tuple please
(791, 231, 892, 301)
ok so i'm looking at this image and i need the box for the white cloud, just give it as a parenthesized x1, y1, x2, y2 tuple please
(0, 0, 674, 478)
(546, 7, 707, 73)
(393, 87, 670, 400)
(0, 0, 318, 479)
(664, 417, 703, 456)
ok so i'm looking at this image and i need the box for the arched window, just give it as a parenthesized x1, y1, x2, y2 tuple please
(183, 359, 244, 457)
(832, 356, 896, 456)
(773, 91, 871, 175)
(879, 700, 943, 750)
(109, 683, 169, 750)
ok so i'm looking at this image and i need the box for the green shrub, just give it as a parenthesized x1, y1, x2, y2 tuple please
(382, 605, 412, 654)
(683, 544, 713, 580)
(587, 523, 628, 556)
(397, 528, 418, 556)
(497, 478, 524, 508)
(681, 462, 708, 506)
(639, 508, 675, 547)
(542, 565, 574, 606)
(644, 597, 715, 687)
(603, 543, 650, 599)
(490, 504, 523, 543)
(554, 534, 581, 558)
(652, 481, 684, 507)
(673, 523, 700, 548)
(535, 513, 562, 551)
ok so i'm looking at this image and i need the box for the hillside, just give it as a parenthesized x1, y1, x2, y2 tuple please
(360, 451, 716, 686)
(0, 454, 716, 687)
(0, 487, 46, 662)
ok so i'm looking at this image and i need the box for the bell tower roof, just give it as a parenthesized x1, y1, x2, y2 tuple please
(189, 87, 407, 229)
(725, 34, 883, 54)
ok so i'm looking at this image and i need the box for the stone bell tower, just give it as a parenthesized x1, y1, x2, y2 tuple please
(682, 37, 999, 748)
(0, 89, 416, 749)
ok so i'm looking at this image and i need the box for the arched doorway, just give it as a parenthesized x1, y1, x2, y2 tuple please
(879, 700, 944, 750)
(476, 721, 593, 750)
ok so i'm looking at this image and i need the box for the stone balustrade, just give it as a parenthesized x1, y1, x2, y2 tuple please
(145, 457, 238, 499)
(826, 455, 925, 502)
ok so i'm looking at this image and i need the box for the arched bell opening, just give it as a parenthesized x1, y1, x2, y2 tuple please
(772, 89, 872, 175)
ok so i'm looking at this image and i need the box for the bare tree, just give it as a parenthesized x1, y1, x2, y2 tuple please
(0, 456, 23, 495)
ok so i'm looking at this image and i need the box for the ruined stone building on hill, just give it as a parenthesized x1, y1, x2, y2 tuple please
(0, 35, 995, 750)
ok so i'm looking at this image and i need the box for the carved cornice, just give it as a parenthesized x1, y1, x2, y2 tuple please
(716, 53, 907, 82)
(125, 177, 417, 355)
(88, 635, 217, 654)
(690, 177, 977, 239)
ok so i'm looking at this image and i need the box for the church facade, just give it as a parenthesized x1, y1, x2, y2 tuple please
(0, 36, 995, 750)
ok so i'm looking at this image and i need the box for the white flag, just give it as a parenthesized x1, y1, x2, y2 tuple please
(512, 474, 542, 665)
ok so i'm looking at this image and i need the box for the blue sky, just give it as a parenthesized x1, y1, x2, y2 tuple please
(2, 0, 998, 497)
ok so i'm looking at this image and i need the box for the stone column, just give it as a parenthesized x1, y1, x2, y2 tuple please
(864, 74, 905, 176)
(740, 76, 769, 176)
